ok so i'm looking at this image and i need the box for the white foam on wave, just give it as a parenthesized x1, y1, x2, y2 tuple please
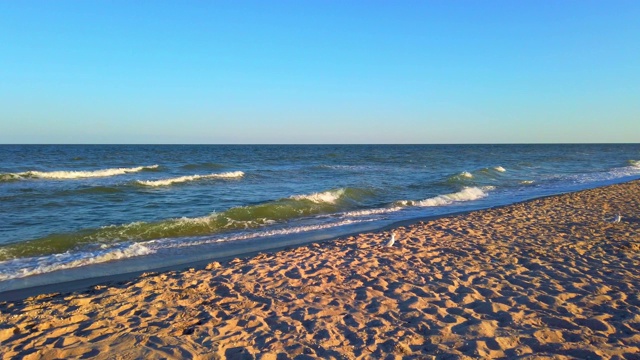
(553, 161, 640, 184)
(418, 187, 488, 206)
(157, 218, 375, 250)
(460, 171, 474, 178)
(521, 180, 535, 184)
(0, 243, 154, 281)
(494, 166, 506, 172)
(0, 185, 494, 281)
(0, 217, 376, 281)
(137, 171, 244, 187)
(290, 188, 346, 204)
(0, 173, 21, 182)
(397, 186, 489, 207)
(339, 207, 403, 218)
(14, 165, 159, 179)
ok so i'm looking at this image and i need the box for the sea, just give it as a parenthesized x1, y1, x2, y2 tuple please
(1, 144, 639, 292)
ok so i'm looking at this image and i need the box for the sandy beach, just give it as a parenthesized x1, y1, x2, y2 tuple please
(1, 180, 639, 359)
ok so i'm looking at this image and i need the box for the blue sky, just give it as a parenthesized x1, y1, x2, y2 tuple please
(1, 1, 638, 144)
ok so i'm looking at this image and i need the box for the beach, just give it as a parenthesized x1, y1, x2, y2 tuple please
(1, 180, 639, 359)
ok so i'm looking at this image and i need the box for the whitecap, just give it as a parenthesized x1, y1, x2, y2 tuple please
(12, 165, 159, 180)
(137, 171, 244, 187)
(290, 188, 346, 204)
(394, 187, 490, 208)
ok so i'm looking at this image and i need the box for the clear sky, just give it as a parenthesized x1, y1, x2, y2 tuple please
(1, 1, 638, 144)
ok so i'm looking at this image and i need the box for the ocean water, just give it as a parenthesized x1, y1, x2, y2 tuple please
(1, 144, 639, 290)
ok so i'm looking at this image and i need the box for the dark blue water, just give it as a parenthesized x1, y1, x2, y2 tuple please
(1, 144, 639, 287)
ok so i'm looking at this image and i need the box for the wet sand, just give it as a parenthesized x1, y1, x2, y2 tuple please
(1, 180, 639, 359)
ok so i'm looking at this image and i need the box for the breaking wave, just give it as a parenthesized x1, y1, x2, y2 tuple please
(290, 188, 347, 203)
(0, 184, 501, 279)
(1, 165, 159, 181)
(136, 171, 244, 187)
(0, 187, 374, 261)
(396, 186, 490, 207)
(0, 218, 377, 281)
(0, 243, 155, 281)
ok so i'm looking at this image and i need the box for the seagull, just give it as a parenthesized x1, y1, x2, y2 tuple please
(385, 232, 396, 247)
(612, 214, 622, 223)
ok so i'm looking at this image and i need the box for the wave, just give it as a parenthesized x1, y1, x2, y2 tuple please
(446, 166, 509, 186)
(0, 187, 374, 261)
(339, 207, 403, 218)
(0, 173, 22, 182)
(0, 243, 155, 281)
(395, 186, 490, 207)
(0, 218, 377, 281)
(478, 166, 508, 175)
(0, 184, 498, 276)
(290, 188, 347, 203)
(445, 171, 473, 184)
(159, 218, 374, 250)
(0, 165, 159, 181)
(136, 171, 244, 187)
(549, 161, 640, 185)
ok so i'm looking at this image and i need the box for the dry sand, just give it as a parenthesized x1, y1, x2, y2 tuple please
(1, 181, 639, 359)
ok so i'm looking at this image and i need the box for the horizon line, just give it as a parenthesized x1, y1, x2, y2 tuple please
(0, 142, 639, 146)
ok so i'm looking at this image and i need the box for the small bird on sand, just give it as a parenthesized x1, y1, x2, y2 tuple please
(612, 214, 622, 223)
(385, 232, 396, 247)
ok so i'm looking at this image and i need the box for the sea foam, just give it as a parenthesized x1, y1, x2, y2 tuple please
(0, 186, 374, 262)
(290, 188, 347, 204)
(6, 165, 159, 180)
(136, 171, 244, 186)
(0, 243, 154, 281)
(339, 207, 403, 218)
(397, 186, 490, 207)
(417, 187, 488, 206)
(0, 218, 374, 281)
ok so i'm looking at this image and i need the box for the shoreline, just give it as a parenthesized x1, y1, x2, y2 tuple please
(2, 176, 637, 301)
(0, 209, 475, 302)
(1, 180, 639, 358)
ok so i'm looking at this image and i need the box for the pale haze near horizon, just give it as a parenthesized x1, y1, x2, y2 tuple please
(0, 1, 638, 144)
